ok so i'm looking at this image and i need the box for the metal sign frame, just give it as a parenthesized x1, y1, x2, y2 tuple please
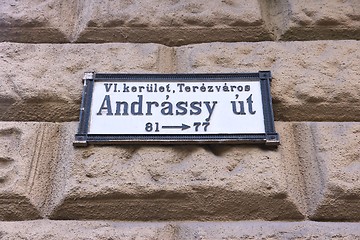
(74, 71, 279, 146)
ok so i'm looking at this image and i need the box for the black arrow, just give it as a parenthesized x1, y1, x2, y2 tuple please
(162, 124, 190, 131)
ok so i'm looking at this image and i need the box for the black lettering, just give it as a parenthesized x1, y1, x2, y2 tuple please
(97, 95, 113, 115)
(146, 101, 159, 115)
(115, 101, 129, 115)
(104, 83, 112, 92)
(176, 101, 188, 115)
(231, 101, 245, 115)
(177, 83, 185, 92)
(161, 102, 173, 115)
(247, 94, 256, 114)
(203, 101, 217, 121)
(131, 95, 143, 115)
(123, 84, 130, 92)
(190, 102, 202, 115)
(146, 84, 153, 92)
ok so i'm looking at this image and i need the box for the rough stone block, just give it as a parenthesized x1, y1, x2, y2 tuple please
(175, 41, 360, 121)
(175, 221, 360, 239)
(2, 41, 359, 123)
(1, 221, 360, 239)
(49, 122, 305, 221)
(0, 122, 59, 220)
(295, 122, 360, 221)
(0, 42, 169, 122)
(75, 0, 273, 45)
(0, 220, 174, 239)
(0, 0, 78, 42)
(265, 0, 360, 40)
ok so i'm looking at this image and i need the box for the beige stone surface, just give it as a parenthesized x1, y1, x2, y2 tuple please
(175, 221, 360, 239)
(265, 0, 360, 40)
(75, 0, 273, 45)
(0, 220, 173, 240)
(0, 122, 59, 220)
(176, 40, 360, 121)
(2, 0, 360, 44)
(295, 122, 360, 221)
(1, 220, 360, 239)
(1, 41, 360, 122)
(0, 42, 170, 122)
(0, 0, 78, 42)
(48, 121, 305, 221)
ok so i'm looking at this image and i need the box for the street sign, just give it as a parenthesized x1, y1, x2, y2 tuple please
(74, 72, 279, 146)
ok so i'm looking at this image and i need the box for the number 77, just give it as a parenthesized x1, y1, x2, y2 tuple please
(193, 122, 210, 132)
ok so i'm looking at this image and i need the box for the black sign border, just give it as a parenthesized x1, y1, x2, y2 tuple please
(74, 71, 279, 146)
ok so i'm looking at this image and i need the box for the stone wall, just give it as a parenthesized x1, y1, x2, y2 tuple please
(0, 0, 359, 239)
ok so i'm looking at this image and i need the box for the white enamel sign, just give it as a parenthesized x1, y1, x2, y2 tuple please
(74, 72, 279, 146)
